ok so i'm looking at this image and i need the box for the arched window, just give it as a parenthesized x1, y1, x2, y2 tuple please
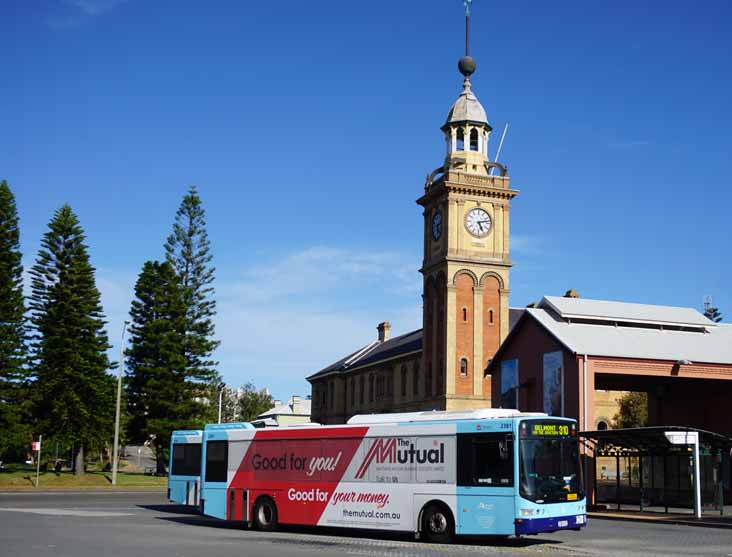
(350, 378, 355, 407)
(329, 380, 335, 409)
(598, 420, 609, 431)
(460, 358, 469, 376)
(359, 375, 365, 404)
(470, 128, 479, 151)
(456, 128, 465, 151)
(401, 365, 407, 397)
(462, 307, 468, 322)
(369, 375, 375, 402)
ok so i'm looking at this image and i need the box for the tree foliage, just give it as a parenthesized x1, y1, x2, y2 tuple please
(237, 382, 274, 422)
(125, 260, 212, 472)
(164, 186, 219, 390)
(613, 391, 648, 429)
(0, 180, 29, 457)
(29, 205, 114, 474)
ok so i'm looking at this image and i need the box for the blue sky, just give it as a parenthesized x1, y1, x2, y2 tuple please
(2, 0, 731, 400)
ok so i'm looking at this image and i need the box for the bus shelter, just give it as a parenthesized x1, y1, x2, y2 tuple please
(581, 427, 732, 517)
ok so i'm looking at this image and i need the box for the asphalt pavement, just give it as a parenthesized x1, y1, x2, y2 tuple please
(1, 492, 732, 556)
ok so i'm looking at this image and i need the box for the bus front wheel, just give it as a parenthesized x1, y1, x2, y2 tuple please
(421, 503, 454, 544)
(253, 497, 278, 531)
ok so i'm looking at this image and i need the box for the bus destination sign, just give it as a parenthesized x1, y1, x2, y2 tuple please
(521, 421, 575, 438)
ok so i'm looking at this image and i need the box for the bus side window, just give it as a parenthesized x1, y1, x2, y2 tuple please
(457, 433, 514, 487)
(205, 441, 228, 483)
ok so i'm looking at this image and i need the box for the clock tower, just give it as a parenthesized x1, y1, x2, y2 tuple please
(417, 4, 518, 411)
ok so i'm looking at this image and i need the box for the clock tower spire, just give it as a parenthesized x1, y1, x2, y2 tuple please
(417, 0, 518, 411)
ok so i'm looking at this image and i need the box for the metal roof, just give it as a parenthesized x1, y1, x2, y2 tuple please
(541, 296, 714, 329)
(307, 329, 422, 381)
(444, 80, 489, 127)
(527, 307, 732, 365)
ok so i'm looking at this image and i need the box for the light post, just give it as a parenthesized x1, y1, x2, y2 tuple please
(111, 320, 130, 485)
(218, 383, 225, 424)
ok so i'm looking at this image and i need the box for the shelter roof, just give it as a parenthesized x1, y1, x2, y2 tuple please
(581, 426, 732, 456)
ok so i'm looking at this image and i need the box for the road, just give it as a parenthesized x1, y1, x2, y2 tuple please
(1, 492, 731, 557)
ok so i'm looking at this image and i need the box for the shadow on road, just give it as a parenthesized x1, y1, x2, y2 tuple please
(140, 504, 564, 550)
(138, 504, 204, 516)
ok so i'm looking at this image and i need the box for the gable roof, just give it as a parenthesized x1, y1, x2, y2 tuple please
(488, 297, 732, 372)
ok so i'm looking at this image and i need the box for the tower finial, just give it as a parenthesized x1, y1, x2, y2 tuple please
(458, 0, 476, 79)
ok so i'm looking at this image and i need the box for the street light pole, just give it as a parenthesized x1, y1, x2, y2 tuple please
(111, 320, 130, 486)
(218, 384, 225, 424)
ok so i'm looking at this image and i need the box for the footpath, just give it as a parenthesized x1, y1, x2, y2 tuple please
(590, 509, 732, 530)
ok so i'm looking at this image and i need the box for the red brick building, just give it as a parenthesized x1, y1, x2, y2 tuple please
(487, 296, 732, 435)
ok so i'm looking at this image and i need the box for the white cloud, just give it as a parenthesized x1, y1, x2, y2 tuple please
(216, 246, 422, 397)
(90, 246, 422, 400)
(510, 234, 545, 256)
(65, 0, 127, 16)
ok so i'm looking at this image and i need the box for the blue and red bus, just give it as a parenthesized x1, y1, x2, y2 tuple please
(190, 410, 585, 542)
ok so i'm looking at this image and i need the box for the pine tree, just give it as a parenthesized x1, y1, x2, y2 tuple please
(164, 186, 219, 409)
(0, 180, 29, 457)
(29, 205, 114, 475)
(125, 261, 208, 473)
(237, 383, 274, 422)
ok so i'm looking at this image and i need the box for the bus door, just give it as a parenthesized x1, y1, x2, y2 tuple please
(456, 432, 516, 536)
(185, 479, 199, 506)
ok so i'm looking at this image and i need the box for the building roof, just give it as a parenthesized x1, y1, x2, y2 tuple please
(257, 397, 311, 419)
(309, 309, 529, 383)
(307, 329, 422, 382)
(490, 297, 732, 368)
(542, 295, 714, 329)
(444, 80, 489, 127)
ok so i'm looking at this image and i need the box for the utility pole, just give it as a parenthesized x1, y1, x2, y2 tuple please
(111, 320, 130, 485)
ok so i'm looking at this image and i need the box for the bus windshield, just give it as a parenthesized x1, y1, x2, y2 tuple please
(519, 422, 583, 504)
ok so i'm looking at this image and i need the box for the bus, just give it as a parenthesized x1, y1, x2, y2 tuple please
(168, 430, 203, 507)
(197, 409, 585, 542)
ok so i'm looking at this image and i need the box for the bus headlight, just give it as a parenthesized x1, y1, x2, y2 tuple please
(520, 509, 535, 517)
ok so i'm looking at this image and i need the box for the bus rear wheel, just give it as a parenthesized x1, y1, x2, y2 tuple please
(253, 497, 278, 531)
(421, 504, 454, 544)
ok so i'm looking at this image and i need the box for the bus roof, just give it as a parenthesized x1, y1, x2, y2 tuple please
(204, 422, 255, 431)
(347, 409, 548, 425)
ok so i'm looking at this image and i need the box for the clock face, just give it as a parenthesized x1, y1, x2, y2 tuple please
(432, 211, 442, 240)
(465, 208, 492, 237)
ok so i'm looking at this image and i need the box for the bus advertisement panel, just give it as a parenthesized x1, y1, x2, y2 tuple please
(197, 412, 586, 542)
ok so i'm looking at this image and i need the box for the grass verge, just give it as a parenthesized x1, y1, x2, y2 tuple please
(0, 468, 166, 490)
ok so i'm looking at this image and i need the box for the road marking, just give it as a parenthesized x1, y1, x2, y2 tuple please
(0, 507, 133, 517)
